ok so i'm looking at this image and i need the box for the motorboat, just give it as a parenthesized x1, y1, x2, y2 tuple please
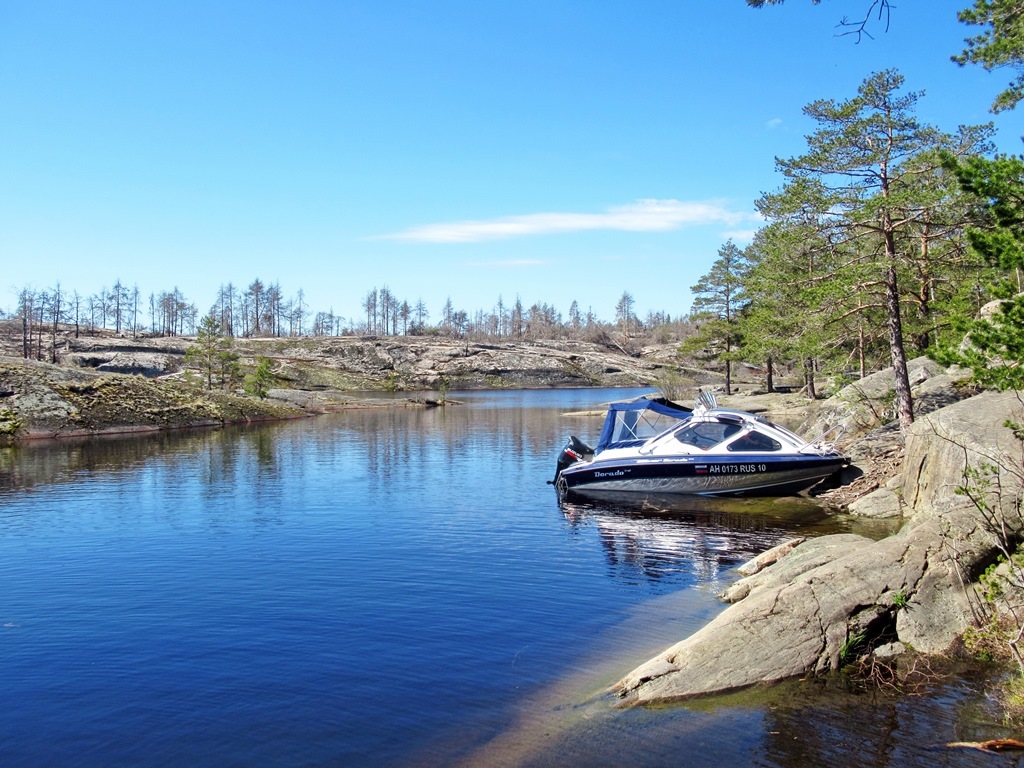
(553, 391, 848, 498)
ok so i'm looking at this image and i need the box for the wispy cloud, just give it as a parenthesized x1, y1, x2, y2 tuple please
(765, 117, 783, 130)
(467, 259, 547, 268)
(377, 199, 752, 244)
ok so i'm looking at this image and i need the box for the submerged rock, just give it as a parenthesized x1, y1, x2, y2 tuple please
(847, 487, 902, 519)
(734, 537, 805, 577)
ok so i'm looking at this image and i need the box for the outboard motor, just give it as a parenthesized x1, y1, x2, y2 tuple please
(551, 435, 594, 483)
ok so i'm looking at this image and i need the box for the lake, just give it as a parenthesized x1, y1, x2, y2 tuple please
(0, 388, 1016, 767)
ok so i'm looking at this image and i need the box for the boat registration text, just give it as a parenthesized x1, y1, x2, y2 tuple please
(696, 463, 768, 475)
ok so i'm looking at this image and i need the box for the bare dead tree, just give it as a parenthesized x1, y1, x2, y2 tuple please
(746, 0, 893, 43)
(836, 0, 892, 42)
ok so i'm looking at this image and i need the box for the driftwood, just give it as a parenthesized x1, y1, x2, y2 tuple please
(947, 739, 1024, 752)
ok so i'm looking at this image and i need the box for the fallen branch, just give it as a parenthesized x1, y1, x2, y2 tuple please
(947, 739, 1024, 752)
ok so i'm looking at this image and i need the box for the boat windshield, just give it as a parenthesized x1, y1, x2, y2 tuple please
(596, 397, 693, 451)
(726, 430, 782, 452)
(674, 421, 743, 450)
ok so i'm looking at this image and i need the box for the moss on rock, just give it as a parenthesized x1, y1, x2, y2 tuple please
(0, 357, 301, 438)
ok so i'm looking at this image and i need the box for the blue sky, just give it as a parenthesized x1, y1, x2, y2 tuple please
(0, 1, 1020, 327)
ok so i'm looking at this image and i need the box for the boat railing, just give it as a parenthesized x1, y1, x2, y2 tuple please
(693, 389, 718, 415)
(800, 423, 845, 455)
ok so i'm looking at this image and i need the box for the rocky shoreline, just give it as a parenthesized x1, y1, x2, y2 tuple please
(0, 356, 308, 440)
(5, 328, 690, 390)
(3, 331, 1021, 720)
(616, 360, 1023, 711)
(0, 331, 699, 441)
(0, 332, 692, 440)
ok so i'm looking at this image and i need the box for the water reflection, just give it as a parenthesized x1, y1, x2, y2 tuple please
(496, 668, 1024, 768)
(0, 430, 191, 492)
(752, 672, 1021, 768)
(0, 388, 990, 768)
(0, 423, 287, 496)
(560, 499, 795, 589)
(558, 493, 892, 590)
(0, 386, 628, 500)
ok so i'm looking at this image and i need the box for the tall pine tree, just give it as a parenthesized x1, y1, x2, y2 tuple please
(685, 241, 749, 395)
(758, 69, 992, 428)
(943, 154, 1024, 389)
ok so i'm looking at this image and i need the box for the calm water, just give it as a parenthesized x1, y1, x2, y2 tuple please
(0, 388, 1017, 767)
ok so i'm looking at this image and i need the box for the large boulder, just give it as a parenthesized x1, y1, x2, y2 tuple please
(847, 487, 902, 519)
(616, 510, 998, 704)
(801, 357, 971, 442)
(65, 351, 180, 377)
(610, 514, 995, 708)
(901, 389, 1024, 523)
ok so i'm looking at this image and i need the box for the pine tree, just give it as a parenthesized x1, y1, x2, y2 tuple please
(185, 315, 232, 390)
(615, 292, 636, 336)
(758, 69, 993, 428)
(244, 357, 274, 399)
(739, 223, 836, 395)
(955, 0, 1024, 113)
(942, 154, 1024, 389)
(684, 240, 749, 395)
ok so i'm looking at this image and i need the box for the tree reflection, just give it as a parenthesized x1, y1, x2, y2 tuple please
(0, 422, 288, 514)
(0, 428, 220, 494)
(756, 672, 1013, 768)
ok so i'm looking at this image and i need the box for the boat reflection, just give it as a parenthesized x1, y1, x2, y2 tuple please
(559, 493, 838, 590)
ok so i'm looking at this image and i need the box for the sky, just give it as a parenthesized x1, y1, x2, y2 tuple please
(0, 0, 1020, 327)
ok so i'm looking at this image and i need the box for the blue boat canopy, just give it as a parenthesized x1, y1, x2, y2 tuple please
(595, 396, 693, 452)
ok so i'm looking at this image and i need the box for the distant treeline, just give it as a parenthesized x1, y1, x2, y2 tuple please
(3, 279, 694, 358)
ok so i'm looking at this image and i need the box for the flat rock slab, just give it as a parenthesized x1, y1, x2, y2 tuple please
(616, 510, 997, 704)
